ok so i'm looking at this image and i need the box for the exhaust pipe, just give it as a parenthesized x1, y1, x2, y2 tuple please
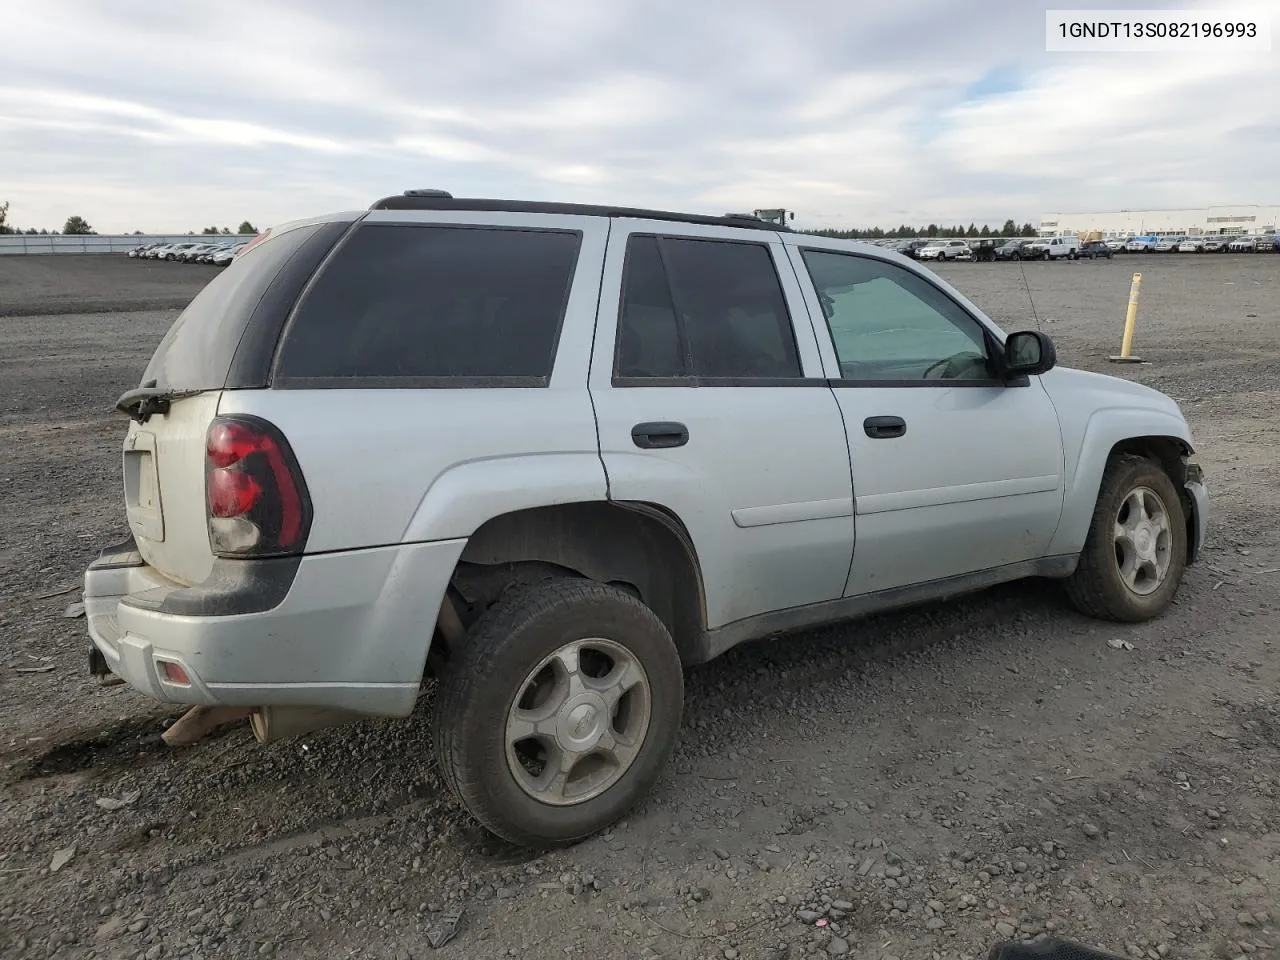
(249, 706, 366, 744)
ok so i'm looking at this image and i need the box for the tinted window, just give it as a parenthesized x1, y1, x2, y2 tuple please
(275, 224, 581, 383)
(801, 251, 994, 382)
(615, 236, 802, 381)
(141, 223, 324, 391)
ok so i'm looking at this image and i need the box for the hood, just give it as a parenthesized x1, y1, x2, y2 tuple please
(1039, 366, 1184, 420)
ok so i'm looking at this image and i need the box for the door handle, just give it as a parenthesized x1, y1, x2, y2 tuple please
(863, 415, 906, 439)
(632, 421, 689, 449)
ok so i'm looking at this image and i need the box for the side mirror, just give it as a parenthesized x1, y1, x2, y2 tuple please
(1004, 330, 1056, 377)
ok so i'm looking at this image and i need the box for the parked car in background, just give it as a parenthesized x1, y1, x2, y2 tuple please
(969, 238, 1000, 262)
(1026, 236, 1081, 260)
(1154, 237, 1182, 253)
(163, 242, 204, 261)
(1104, 239, 1127, 252)
(179, 243, 219, 263)
(210, 242, 247, 266)
(1176, 237, 1206, 253)
(1077, 240, 1113, 260)
(918, 239, 970, 261)
(86, 190, 1208, 847)
(1228, 235, 1260, 252)
(1202, 236, 1235, 253)
(1273, 235, 1280, 253)
(1125, 236, 1158, 253)
(892, 238, 930, 259)
(127, 242, 163, 258)
(995, 239, 1036, 261)
(142, 244, 172, 260)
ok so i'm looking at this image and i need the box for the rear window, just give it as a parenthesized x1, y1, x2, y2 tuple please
(141, 224, 325, 391)
(272, 224, 582, 386)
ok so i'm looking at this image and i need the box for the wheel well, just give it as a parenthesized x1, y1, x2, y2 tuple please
(1107, 435, 1198, 557)
(1108, 435, 1191, 485)
(436, 502, 707, 666)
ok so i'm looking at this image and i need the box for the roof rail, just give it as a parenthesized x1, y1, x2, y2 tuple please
(366, 195, 789, 231)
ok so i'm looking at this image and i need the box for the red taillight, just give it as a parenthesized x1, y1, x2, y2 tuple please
(204, 415, 311, 558)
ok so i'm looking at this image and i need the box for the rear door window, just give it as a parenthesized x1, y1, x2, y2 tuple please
(273, 224, 582, 386)
(141, 223, 327, 391)
(614, 235, 802, 381)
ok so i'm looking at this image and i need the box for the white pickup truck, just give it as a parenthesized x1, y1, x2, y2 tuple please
(1025, 236, 1081, 260)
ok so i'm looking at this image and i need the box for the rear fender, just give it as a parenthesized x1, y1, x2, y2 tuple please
(400, 453, 608, 542)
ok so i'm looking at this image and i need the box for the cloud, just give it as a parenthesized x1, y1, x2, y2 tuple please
(0, 0, 1274, 232)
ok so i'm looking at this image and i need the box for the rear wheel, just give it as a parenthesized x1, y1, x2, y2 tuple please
(1064, 456, 1187, 622)
(432, 578, 684, 847)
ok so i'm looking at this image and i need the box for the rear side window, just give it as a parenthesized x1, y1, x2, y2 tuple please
(141, 223, 326, 391)
(614, 235, 802, 381)
(273, 224, 582, 386)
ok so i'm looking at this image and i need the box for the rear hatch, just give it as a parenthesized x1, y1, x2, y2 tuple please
(117, 219, 351, 586)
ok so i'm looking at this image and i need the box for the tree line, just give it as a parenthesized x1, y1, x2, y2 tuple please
(0, 202, 257, 237)
(807, 219, 1039, 240)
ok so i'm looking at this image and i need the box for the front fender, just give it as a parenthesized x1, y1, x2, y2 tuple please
(1046, 408, 1194, 557)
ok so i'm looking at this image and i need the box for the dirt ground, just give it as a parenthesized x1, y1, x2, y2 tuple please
(1, 253, 1277, 960)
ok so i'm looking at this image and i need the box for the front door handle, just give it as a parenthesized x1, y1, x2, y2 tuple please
(863, 415, 906, 439)
(632, 421, 689, 449)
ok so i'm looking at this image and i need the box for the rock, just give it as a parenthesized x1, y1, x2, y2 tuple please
(1253, 912, 1270, 924)
(797, 911, 822, 924)
(1041, 842, 1055, 855)
(1236, 913, 1257, 927)
(885, 866, 903, 879)
(1082, 823, 1101, 838)
(96, 790, 142, 812)
(725, 949, 740, 960)
(832, 900, 854, 911)
(95, 917, 125, 942)
(996, 922, 1017, 938)
(925, 917, 945, 931)
(63, 601, 86, 618)
(927, 900, 945, 913)
(714, 848, 731, 861)
(145, 946, 163, 960)
(49, 846, 76, 872)
(828, 938, 850, 956)
(1013, 861, 1029, 874)
(128, 919, 148, 934)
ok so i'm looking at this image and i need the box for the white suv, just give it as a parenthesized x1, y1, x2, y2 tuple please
(85, 191, 1208, 847)
(918, 238, 970, 261)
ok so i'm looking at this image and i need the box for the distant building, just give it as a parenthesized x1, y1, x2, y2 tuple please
(1037, 204, 1279, 239)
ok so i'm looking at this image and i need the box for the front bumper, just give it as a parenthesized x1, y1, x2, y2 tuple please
(1184, 466, 1208, 565)
(84, 536, 467, 717)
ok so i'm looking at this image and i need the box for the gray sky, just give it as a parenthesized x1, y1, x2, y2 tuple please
(1, 0, 1276, 233)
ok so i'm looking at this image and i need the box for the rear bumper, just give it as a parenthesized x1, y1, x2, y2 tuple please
(84, 536, 467, 716)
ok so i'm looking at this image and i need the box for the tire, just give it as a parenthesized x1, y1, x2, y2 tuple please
(432, 578, 684, 847)
(1068, 251, 1077, 260)
(1011, 252, 1021, 261)
(1063, 455, 1188, 622)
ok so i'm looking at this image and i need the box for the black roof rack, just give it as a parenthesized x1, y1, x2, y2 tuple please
(367, 194, 788, 232)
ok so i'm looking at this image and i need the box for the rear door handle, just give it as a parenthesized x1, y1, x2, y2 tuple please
(632, 421, 689, 449)
(863, 415, 906, 439)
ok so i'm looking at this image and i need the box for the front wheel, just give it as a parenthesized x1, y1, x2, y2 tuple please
(432, 578, 684, 847)
(1064, 455, 1187, 622)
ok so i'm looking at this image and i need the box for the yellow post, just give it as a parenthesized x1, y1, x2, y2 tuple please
(1109, 272, 1144, 363)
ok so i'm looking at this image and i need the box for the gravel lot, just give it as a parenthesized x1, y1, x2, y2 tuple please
(1, 253, 1277, 960)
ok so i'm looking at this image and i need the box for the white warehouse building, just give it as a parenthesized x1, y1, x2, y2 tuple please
(1037, 204, 1279, 239)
